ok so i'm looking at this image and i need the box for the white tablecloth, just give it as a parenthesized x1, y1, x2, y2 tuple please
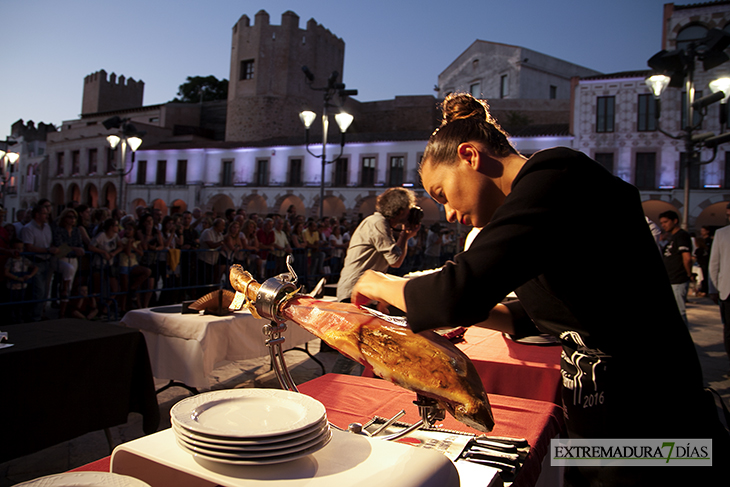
(120, 305, 317, 389)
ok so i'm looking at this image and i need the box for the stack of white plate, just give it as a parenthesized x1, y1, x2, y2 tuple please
(171, 388, 331, 465)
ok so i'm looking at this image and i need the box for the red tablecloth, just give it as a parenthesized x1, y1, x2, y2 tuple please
(298, 374, 564, 487)
(454, 327, 562, 403)
(71, 457, 110, 472)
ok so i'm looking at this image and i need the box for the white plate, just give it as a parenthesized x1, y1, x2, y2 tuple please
(171, 414, 328, 445)
(14, 472, 150, 487)
(171, 388, 326, 439)
(176, 428, 333, 465)
(172, 420, 329, 451)
(171, 415, 329, 446)
(176, 425, 331, 459)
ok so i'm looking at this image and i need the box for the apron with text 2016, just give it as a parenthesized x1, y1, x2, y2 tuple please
(559, 330, 614, 438)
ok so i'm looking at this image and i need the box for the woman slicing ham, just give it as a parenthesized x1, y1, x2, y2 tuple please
(351, 92, 730, 486)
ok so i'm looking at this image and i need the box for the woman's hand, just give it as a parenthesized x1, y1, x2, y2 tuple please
(351, 270, 408, 312)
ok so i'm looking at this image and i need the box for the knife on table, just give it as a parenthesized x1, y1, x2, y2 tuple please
(466, 445, 520, 464)
(475, 435, 528, 449)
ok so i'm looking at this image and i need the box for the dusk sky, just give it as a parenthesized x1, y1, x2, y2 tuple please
(1, 0, 671, 137)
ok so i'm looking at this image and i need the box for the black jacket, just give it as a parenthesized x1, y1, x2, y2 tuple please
(405, 148, 712, 441)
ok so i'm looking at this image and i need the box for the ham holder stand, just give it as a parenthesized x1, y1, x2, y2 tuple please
(228, 255, 446, 441)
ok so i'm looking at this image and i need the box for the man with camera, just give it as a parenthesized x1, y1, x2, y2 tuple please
(335, 187, 421, 305)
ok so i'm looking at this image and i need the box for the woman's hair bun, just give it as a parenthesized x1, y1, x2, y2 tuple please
(424, 92, 517, 162)
(441, 93, 488, 125)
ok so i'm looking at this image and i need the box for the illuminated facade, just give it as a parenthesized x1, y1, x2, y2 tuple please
(2, 120, 53, 221)
(572, 2, 730, 230)
(126, 139, 442, 221)
(45, 70, 220, 215)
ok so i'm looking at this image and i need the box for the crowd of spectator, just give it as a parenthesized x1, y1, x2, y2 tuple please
(0, 201, 463, 323)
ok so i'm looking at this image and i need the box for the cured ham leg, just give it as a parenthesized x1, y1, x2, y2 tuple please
(230, 265, 494, 432)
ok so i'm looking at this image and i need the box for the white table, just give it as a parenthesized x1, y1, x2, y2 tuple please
(120, 305, 317, 390)
(110, 427, 459, 487)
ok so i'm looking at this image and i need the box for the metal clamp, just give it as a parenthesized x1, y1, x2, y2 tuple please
(254, 255, 299, 321)
(414, 395, 446, 425)
(255, 279, 296, 322)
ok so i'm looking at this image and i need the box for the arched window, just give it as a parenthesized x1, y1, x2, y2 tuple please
(676, 24, 709, 52)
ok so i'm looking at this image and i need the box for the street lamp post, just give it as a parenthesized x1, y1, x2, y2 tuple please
(103, 116, 144, 213)
(299, 67, 357, 219)
(646, 28, 730, 229)
(0, 138, 19, 211)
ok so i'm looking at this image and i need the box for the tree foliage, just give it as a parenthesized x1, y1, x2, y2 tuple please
(170, 75, 228, 103)
(503, 111, 532, 129)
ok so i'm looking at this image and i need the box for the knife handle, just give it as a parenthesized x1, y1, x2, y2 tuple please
(467, 446, 520, 463)
(472, 438, 517, 452)
(477, 435, 528, 448)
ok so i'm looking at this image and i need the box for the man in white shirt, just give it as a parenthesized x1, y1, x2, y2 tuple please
(272, 217, 291, 275)
(21, 204, 58, 321)
(336, 188, 420, 303)
(198, 218, 225, 286)
(708, 203, 730, 374)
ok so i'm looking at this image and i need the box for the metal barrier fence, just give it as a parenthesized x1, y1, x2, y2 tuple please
(0, 247, 340, 323)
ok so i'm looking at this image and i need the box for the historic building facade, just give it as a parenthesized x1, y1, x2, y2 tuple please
(33, 5, 730, 230)
(122, 11, 584, 223)
(2, 120, 54, 221)
(40, 12, 445, 222)
(44, 69, 222, 215)
(126, 138, 440, 221)
(225, 10, 346, 143)
(572, 1, 730, 230)
(437, 39, 600, 102)
(0, 8, 632, 227)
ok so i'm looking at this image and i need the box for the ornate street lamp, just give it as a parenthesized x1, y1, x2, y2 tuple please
(646, 28, 730, 229)
(103, 116, 145, 212)
(300, 67, 357, 219)
(709, 77, 730, 132)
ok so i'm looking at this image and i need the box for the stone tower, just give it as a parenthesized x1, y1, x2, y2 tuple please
(225, 10, 345, 142)
(81, 69, 144, 115)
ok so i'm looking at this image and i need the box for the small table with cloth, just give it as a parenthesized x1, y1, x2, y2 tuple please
(119, 304, 318, 390)
(0, 319, 159, 463)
